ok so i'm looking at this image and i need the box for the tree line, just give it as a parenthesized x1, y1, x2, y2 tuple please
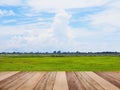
(0, 51, 120, 56)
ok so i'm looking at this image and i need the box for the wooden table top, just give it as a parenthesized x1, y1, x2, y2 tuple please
(0, 72, 120, 90)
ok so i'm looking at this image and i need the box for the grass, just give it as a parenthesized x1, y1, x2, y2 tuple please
(0, 55, 120, 71)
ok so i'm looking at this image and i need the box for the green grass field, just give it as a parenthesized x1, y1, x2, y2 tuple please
(0, 55, 120, 71)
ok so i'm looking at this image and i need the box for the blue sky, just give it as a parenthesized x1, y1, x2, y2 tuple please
(0, 0, 120, 52)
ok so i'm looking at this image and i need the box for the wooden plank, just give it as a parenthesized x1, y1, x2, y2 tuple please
(106, 72, 120, 80)
(45, 72, 56, 90)
(66, 72, 85, 90)
(86, 72, 120, 90)
(34, 72, 50, 90)
(0, 72, 27, 88)
(34, 72, 56, 90)
(53, 72, 69, 90)
(75, 72, 104, 90)
(17, 72, 46, 90)
(0, 72, 34, 90)
(95, 72, 120, 88)
(0, 72, 10, 76)
(0, 71, 120, 90)
(99, 72, 120, 80)
(0, 72, 19, 81)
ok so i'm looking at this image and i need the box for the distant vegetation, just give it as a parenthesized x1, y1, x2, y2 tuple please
(0, 51, 120, 71)
(0, 51, 120, 56)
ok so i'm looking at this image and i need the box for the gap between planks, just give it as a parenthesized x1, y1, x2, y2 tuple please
(0, 72, 19, 81)
(0, 72, 120, 90)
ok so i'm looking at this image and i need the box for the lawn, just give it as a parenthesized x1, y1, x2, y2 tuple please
(0, 55, 120, 71)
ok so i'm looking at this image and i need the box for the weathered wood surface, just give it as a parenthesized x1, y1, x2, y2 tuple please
(0, 72, 120, 90)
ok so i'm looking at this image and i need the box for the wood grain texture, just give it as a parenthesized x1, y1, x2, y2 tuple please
(86, 72, 120, 90)
(0, 72, 19, 81)
(66, 72, 86, 90)
(0, 72, 120, 90)
(53, 72, 69, 90)
(0, 72, 10, 77)
(75, 72, 104, 90)
(95, 72, 120, 88)
(1, 72, 34, 90)
(17, 72, 46, 90)
(34, 72, 56, 90)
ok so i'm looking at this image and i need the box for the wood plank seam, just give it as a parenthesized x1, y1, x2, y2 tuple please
(86, 72, 120, 90)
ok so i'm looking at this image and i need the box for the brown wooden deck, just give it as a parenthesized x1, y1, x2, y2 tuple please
(0, 72, 120, 90)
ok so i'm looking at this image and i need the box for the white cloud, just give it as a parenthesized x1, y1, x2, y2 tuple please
(51, 10, 71, 40)
(88, 9, 120, 28)
(0, 25, 26, 38)
(0, 24, 54, 51)
(0, 9, 15, 16)
(0, 0, 21, 6)
(51, 10, 102, 39)
(0, 0, 120, 52)
(0, 0, 111, 10)
(27, 0, 110, 10)
(87, 0, 120, 32)
(2, 19, 16, 24)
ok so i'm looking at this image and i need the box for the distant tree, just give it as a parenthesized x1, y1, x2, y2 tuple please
(57, 51, 61, 54)
(13, 52, 16, 54)
(30, 52, 34, 54)
(53, 51, 57, 54)
(76, 51, 80, 54)
(1, 52, 6, 54)
(45, 52, 48, 54)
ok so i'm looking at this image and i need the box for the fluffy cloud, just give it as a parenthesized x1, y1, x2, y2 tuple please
(0, 24, 53, 51)
(0, 0, 120, 52)
(26, 0, 110, 10)
(0, 0, 111, 9)
(52, 10, 71, 40)
(0, 0, 21, 6)
(86, 0, 120, 33)
(0, 9, 15, 16)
